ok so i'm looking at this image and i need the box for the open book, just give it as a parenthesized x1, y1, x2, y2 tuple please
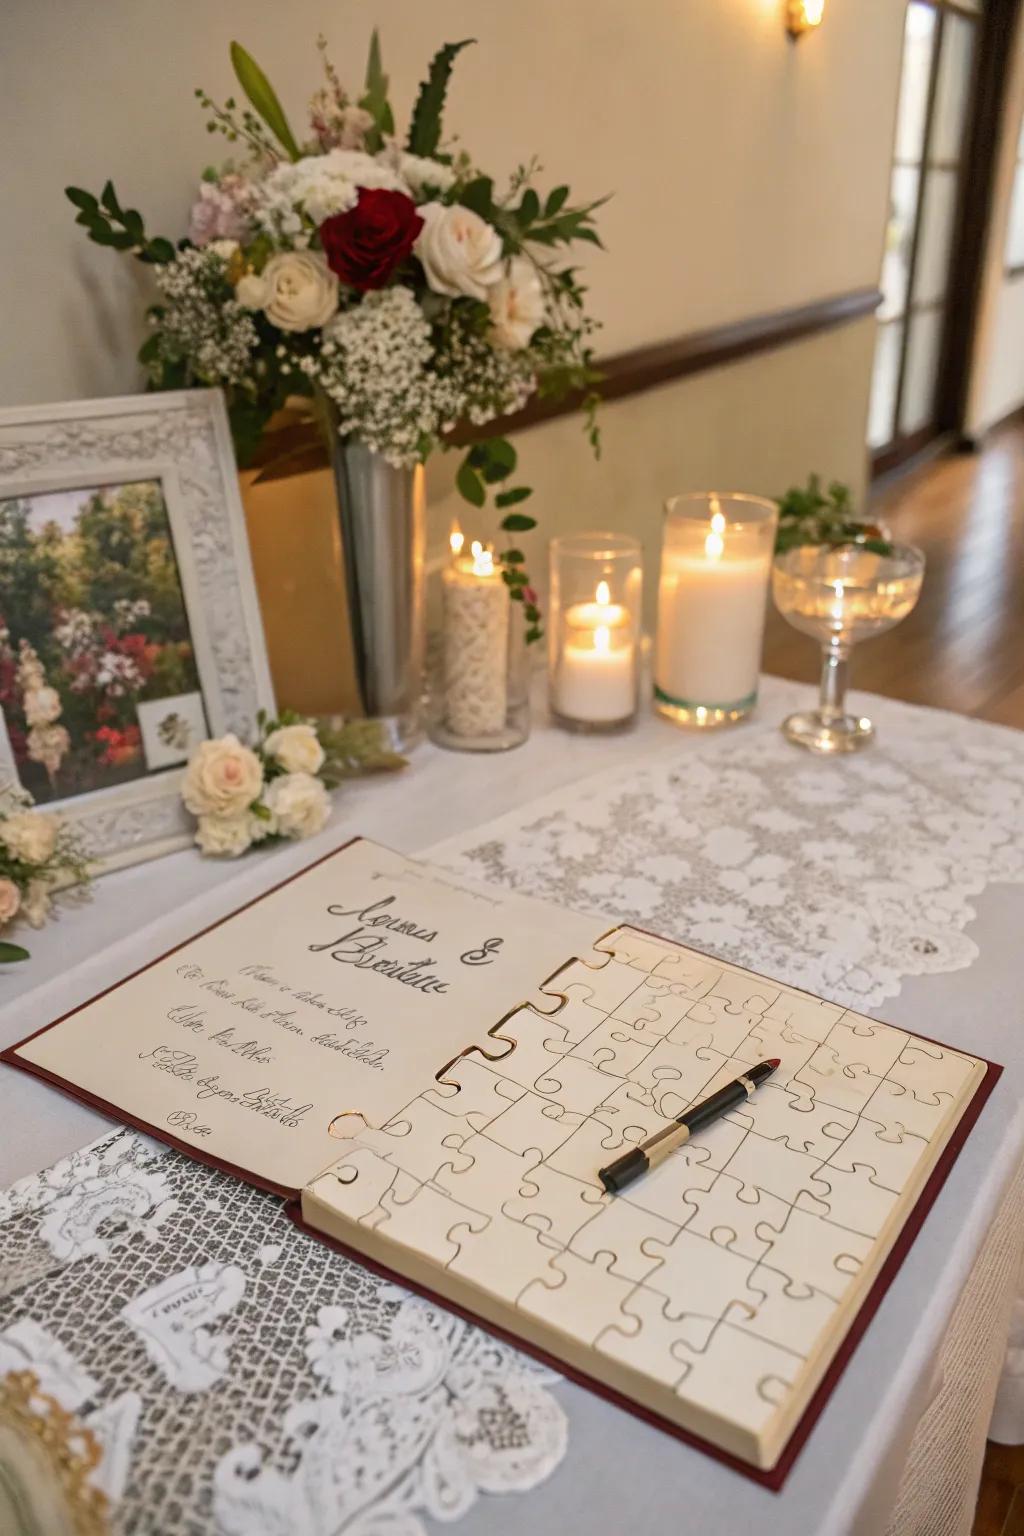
(2, 838, 998, 1487)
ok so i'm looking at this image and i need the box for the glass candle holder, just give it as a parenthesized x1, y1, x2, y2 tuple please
(428, 541, 530, 752)
(654, 492, 778, 728)
(549, 533, 643, 732)
(772, 541, 925, 753)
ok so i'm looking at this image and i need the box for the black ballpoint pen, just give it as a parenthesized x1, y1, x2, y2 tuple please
(598, 1058, 781, 1194)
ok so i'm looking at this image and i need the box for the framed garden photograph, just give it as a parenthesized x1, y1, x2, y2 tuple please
(0, 390, 274, 870)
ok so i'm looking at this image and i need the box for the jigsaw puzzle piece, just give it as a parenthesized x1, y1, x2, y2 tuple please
(793, 1046, 885, 1116)
(546, 1112, 641, 1189)
(862, 1076, 954, 1140)
(435, 1133, 544, 1212)
(595, 1283, 700, 1388)
(307, 1147, 405, 1223)
(533, 1054, 625, 1117)
(627, 1036, 722, 1104)
(503, 1162, 607, 1245)
(518, 1249, 638, 1343)
(599, 927, 695, 977)
(755, 1205, 873, 1302)
(803, 1162, 900, 1238)
(423, 1055, 524, 1128)
(612, 982, 692, 1037)
(496, 1007, 572, 1091)
(731, 1265, 838, 1358)
(741, 1014, 820, 1081)
(822, 1116, 928, 1191)
(374, 1181, 490, 1265)
(570, 1198, 681, 1281)
(887, 1042, 976, 1106)
(485, 1091, 586, 1160)
(673, 1324, 801, 1435)
(356, 1098, 477, 1182)
(447, 1210, 566, 1301)
(680, 1173, 791, 1264)
(663, 994, 753, 1057)
(827, 1017, 908, 1078)
(641, 1226, 765, 1346)
(720, 1132, 824, 1207)
(588, 1081, 679, 1143)
(550, 956, 647, 1017)
(569, 1015, 661, 1077)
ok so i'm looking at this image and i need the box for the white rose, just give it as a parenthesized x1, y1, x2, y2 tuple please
(22, 881, 52, 929)
(259, 252, 339, 332)
(182, 734, 263, 817)
(23, 686, 62, 726)
(0, 878, 21, 926)
(0, 810, 57, 865)
(195, 814, 253, 859)
(415, 203, 504, 301)
(264, 723, 325, 776)
(236, 272, 269, 309)
(264, 772, 331, 841)
(488, 257, 546, 350)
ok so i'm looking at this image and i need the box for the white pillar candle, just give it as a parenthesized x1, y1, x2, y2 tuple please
(554, 622, 635, 723)
(442, 542, 510, 738)
(655, 509, 772, 710)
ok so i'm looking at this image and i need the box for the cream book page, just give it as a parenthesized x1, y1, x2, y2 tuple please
(11, 840, 609, 1193)
(304, 924, 986, 1468)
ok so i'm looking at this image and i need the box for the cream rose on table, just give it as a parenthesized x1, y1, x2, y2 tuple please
(237, 251, 339, 332)
(182, 735, 264, 818)
(0, 786, 89, 964)
(489, 257, 546, 350)
(264, 772, 331, 840)
(0, 810, 58, 865)
(264, 722, 325, 775)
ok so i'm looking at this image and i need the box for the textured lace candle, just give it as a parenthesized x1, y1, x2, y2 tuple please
(442, 546, 510, 738)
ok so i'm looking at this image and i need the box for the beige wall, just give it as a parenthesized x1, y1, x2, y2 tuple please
(1, 0, 908, 544)
(967, 11, 1024, 436)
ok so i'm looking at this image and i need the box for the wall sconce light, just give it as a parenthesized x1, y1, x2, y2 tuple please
(787, 0, 825, 37)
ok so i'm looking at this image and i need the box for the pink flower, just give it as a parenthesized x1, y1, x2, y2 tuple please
(187, 178, 251, 246)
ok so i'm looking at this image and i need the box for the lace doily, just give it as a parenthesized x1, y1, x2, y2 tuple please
(0, 1131, 567, 1535)
(428, 684, 1024, 1010)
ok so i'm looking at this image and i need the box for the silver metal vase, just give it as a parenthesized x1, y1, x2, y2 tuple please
(323, 417, 426, 754)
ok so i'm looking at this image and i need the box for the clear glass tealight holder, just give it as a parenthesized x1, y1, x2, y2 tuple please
(654, 492, 778, 728)
(548, 532, 643, 732)
(428, 542, 530, 752)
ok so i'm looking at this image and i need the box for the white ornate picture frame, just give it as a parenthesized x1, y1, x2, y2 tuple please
(0, 390, 274, 871)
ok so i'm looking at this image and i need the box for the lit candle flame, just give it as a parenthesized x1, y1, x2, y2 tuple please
(594, 624, 611, 655)
(470, 539, 495, 576)
(449, 521, 464, 558)
(596, 580, 611, 607)
(705, 507, 726, 562)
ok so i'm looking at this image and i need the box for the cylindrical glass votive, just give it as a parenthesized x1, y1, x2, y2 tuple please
(428, 541, 530, 752)
(654, 492, 778, 728)
(549, 532, 643, 732)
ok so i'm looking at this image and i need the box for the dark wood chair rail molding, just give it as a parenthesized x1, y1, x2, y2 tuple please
(451, 286, 882, 446)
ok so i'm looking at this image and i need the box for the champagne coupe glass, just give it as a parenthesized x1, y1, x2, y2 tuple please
(772, 541, 925, 754)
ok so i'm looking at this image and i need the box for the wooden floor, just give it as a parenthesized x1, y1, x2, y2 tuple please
(974, 1444, 1024, 1536)
(762, 419, 1024, 727)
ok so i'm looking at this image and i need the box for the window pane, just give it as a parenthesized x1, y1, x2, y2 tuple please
(1006, 164, 1024, 270)
(896, 4, 938, 164)
(900, 309, 944, 436)
(869, 322, 903, 449)
(880, 166, 921, 320)
(931, 15, 976, 164)
(913, 168, 959, 307)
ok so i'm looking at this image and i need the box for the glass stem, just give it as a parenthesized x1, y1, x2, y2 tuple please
(818, 638, 850, 724)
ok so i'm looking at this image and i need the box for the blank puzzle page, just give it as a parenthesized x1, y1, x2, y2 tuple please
(303, 925, 985, 1469)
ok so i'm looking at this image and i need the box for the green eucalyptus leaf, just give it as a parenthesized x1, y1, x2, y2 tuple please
(456, 459, 486, 507)
(544, 185, 569, 217)
(495, 487, 533, 510)
(229, 40, 301, 160)
(0, 941, 29, 964)
(459, 176, 495, 219)
(100, 179, 122, 217)
(499, 511, 537, 532)
(65, 186, 98, 212)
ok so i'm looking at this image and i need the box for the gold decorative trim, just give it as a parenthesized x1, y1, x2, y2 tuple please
(0, 1371, 110, 1536)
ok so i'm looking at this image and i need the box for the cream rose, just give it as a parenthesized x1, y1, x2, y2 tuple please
(21, 881, 51, 929)
(415, 203, 504, 301)
(195, 814, 253, 858)
(264, 772, 331, 840)
(238, 251, 339, 332)
(0, 810, 57, 865)
(182, 735, 263, 818)
(0, 878, 21, 925)
(23, 686, 62, 727)
(488, 257, 546, 350)
(263, 723, 325, 776)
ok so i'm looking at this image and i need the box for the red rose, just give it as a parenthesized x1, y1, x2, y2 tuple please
(320, 189, 424, 292)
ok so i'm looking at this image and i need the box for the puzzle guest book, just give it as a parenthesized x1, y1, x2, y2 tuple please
(2, 838, 999, 1487)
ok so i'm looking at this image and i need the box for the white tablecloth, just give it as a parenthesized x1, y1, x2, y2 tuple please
(2, 675, 1023, 1536)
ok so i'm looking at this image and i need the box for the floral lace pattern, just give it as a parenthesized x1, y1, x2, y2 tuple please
(0, 1130, 566, 1534)
(429, 682, 1024, 1010)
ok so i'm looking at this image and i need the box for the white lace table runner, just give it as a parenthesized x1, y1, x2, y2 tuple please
(428, 686, 1024, 1010)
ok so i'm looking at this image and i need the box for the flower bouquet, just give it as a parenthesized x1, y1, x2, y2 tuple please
(0, 785, 90, 962)
(67, 31, 606, 644)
